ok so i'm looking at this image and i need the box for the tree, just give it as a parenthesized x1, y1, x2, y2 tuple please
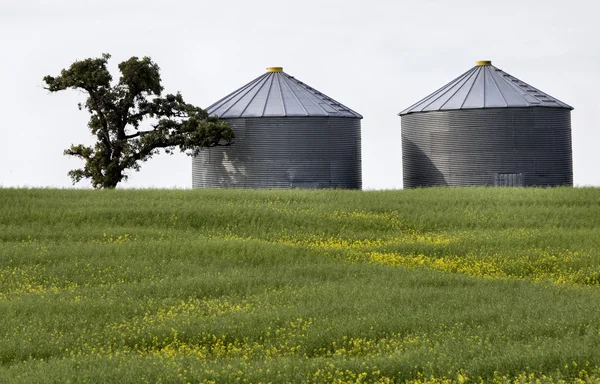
(44, 53, 233, 189)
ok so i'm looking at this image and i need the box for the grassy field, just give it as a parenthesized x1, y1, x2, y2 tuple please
(1, 187, 600, 383)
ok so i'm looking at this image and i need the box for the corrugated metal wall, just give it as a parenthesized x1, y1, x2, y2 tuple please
(401, 107, 572, 188)
(193, 117, 361, 189)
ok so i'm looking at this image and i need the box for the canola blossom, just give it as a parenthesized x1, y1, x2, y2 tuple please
(2, 188, 600, 383)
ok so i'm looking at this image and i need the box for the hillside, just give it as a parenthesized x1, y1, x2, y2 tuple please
(1, 188, 600, 383)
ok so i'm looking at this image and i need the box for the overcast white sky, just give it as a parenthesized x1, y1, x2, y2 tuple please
(1, 0, 598, 189)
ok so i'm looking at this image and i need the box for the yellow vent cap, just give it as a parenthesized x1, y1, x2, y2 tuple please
(476, 60, 492, 66)
(267, 67, 283, 72)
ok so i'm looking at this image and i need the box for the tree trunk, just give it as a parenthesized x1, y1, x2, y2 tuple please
(103, 163, 123, 189)
(103, 179, 120, 189)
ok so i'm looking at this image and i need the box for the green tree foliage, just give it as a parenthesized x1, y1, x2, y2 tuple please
(44, 54, 233, 189)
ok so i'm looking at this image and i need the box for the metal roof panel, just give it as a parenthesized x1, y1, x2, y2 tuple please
(399, 62, 573, 115)
(207, 68, 363, 119)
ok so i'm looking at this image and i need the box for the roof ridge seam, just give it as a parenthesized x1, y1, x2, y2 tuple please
(276, 73, 286, 116)
(206, 74, 264, 115)
(488, 66, 509, 107)
(500, 70, 535, 106)
(460, 66, 482, 109)
(239, 73, 272, 117)
(261, 74, 275, 116)
(214, 74, 267, 117)
(399, 67, 476, 115)
(298, 78, 339, 115)
(438, 68, 479, 110)
(281, 73, 310, 116)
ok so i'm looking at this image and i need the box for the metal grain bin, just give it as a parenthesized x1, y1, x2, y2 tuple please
(399, 61, 573, 188)
(193, 67, 362, 189)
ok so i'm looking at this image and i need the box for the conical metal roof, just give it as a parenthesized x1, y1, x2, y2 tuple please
(399, 61, 573, 116)
(206, 67, 362, 119)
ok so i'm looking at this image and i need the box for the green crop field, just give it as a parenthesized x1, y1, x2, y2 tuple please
(1, 187, 600, 383)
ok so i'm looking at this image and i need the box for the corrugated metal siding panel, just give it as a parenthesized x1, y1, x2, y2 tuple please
(192, 117, 361, 189)
(401, 108, 572, 188)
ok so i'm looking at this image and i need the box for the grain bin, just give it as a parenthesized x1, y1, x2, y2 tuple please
(399, 61, 573, 188)
(193, 67, 362, 189)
